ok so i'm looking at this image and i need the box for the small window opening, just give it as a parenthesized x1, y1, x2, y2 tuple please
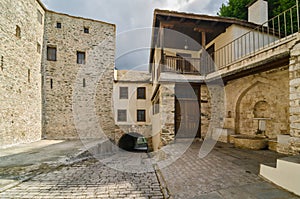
(37, 42, 41, 53)
(56, 22, 62, 29)
(50, 79, 53, 89)
(77, 51, 85, 64)
(16, 25, 21, 38)
(83, 78, 86, 87)
(47, 46, 57, 61)
(84, 27, 89, 33)
(28, 69, 30, 83)
(1, 56, 3, 71)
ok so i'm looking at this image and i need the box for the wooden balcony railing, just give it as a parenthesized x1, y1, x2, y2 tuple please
(161, 55, 215, 75)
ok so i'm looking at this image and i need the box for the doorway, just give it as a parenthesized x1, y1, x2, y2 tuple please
(175, 84, 201, 138)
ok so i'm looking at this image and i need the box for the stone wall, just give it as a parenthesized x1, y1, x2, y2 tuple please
(151, 83, 176, 150)
(159, 83, 175, 146)
(225, 67, 289, 139)
(289, 41, 300, 154)
(42, 11, 116, 140)
(200, 85, 210, 138)
(200, 83, 226, 138)
(0, 0, 45, 148)
(114, 125, 152, 142)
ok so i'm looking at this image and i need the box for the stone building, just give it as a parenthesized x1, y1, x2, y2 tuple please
(0, 0, 116, 148)
(149, 0, 300, 155)
(148, 0, 300, 194)
(113, 70, 152, 143)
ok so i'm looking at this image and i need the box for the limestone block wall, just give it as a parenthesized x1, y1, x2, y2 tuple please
(0, 0, 45, 148)
(200, 85, 210, 137)
(114, 125, 152, 143)
(42, 11, 116, 139)
(151, 83, 175, 151)
(225, 67, 289, 139)
(289, 41, 300, 153)
(159, 83, 175, 146)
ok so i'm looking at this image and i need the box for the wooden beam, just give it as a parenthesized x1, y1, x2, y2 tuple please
(180, 18, 185, 23)
(202, 32, 206, 48)
(161, 23, 174, 29)
(194, 27, 214, 33)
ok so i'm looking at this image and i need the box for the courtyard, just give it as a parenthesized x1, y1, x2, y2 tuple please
(0, 140, 299, 198)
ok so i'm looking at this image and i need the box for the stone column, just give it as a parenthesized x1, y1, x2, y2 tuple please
(289, 41, 300, 154)
(160, 83, 175, 146)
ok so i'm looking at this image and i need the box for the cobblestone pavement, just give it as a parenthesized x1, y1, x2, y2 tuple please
(0, 158, 163, 199)
(1, 140, 300, 198)
(159, 141, 300, 199)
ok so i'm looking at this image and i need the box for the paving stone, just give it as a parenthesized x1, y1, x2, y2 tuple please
(158, 141, 300, 199)
(0, 158, 163, 198)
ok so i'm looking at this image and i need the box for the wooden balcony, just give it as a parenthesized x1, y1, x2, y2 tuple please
(161, 55, 215, 75)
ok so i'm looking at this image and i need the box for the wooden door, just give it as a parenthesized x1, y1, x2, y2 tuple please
(175, 84, 201, 138)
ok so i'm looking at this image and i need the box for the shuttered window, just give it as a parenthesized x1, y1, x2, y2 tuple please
(47, 47, 57, 61)
(119, 87, 128, 99)
(137, 87, 146, 99)
(117, 110, 127, 122)
(77, 51, 85, 64)
(137, 110, 146, 122)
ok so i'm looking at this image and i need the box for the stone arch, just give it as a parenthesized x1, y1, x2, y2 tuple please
(235, 81, 262, 134)
(235, 80, 288, 138)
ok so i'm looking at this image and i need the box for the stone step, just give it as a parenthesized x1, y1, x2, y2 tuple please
(276, 155, 300, 170)
(261, 162, 276, 168)
(260, 155, 300, 196)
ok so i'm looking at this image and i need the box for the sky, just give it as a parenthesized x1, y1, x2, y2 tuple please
(41, 0, 227, 70)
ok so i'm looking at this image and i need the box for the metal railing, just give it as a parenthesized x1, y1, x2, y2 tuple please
(161, 55, 215, 75)
(213, 0, 300, 69)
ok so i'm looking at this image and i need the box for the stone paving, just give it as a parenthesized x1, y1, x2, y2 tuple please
(1, 140, 300, 198)
(0, 158, 163, 199)
(159, 141, 300, 199)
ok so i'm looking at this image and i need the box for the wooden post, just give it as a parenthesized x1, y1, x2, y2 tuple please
(202, 32, 206, 49)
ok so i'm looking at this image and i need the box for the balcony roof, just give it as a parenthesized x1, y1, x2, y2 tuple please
(149, 9, 260, 71)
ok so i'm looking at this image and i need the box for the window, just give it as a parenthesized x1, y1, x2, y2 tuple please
(119, 87, 128, 99)
(50, 79, 53, 89)
(137, 87, 146, 99)
(1, 56, 3, 71)
(37, 42, 41, 53)
(37, 10, 43, 24)
(137, 110, 146, 122)
(28, 69, 30, 83)
(47, 46, 57, 61)
(16, 25, 21, 38)
(84, 27, 89, 33)
(153, 95, 160, 115)
(56, 22, 62, 29)
(117, 110, 127, 122)
(83, 78, 86, 87)
(77, 51, 85, 64)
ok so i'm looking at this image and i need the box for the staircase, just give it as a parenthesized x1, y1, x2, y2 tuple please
(260, 155, 300, 196)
